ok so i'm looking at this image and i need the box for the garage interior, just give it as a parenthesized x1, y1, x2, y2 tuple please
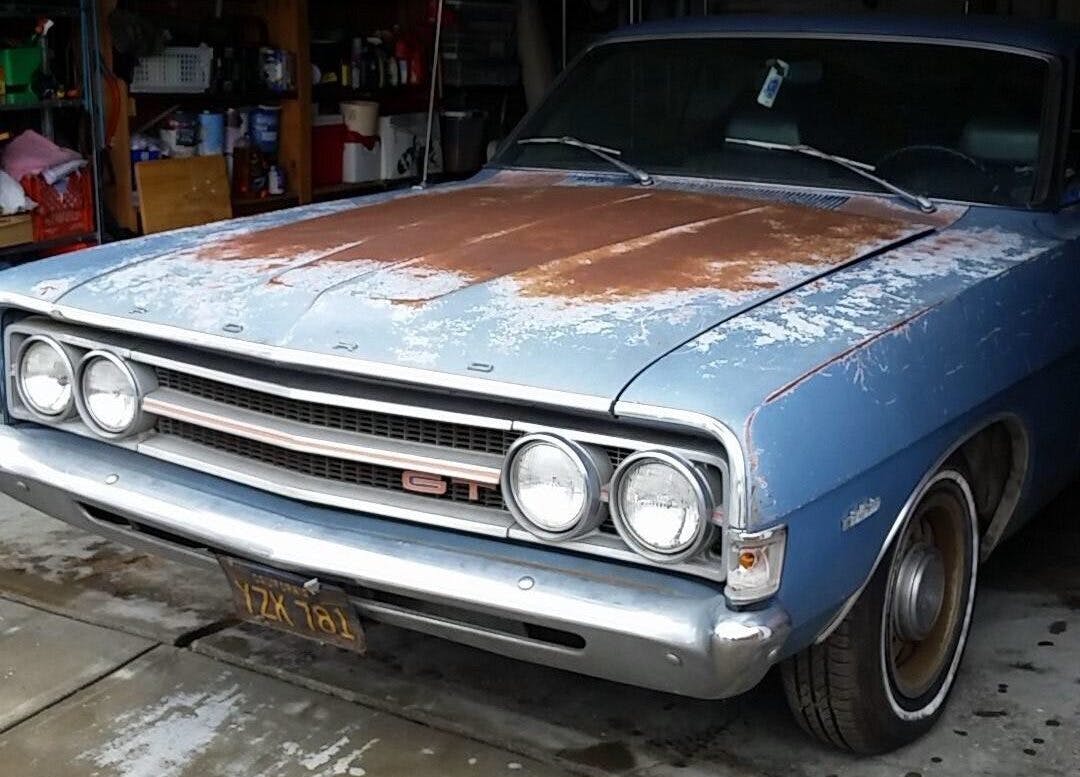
(0, 3, 1077, 777)
(0, 0, 1076, 256)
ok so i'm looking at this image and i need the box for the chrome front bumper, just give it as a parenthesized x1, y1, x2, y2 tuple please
(0, 423, 790, 699)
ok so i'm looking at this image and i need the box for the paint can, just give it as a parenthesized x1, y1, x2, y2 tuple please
(198, 111, 225, 155)
(250, 105, 281, 156)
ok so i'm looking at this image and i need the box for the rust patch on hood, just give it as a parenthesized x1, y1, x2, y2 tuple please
(192, 184, 922, 302)
(512, 202, 913, 299)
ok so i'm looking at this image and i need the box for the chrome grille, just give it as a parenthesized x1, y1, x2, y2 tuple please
(156, 417, 508, 510)
(153, 366, 633, 474)
(154, 367, 523, 455)
(5, 315, 729, 581)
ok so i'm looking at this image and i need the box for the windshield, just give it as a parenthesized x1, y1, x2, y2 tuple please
(498, 37, 1051, 207)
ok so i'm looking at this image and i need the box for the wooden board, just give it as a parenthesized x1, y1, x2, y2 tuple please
(135, 156, 232, 235)
(0, 214, 34, 249)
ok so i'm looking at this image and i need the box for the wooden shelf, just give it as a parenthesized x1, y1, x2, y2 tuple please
(0, 231, 97, 259)
(0, 96, 84, 112)
(312, 180, 398, 201)
(312, 173, 476, 204)
(232, 192, 300, 216)
(0, 3, 81, 18)
(129, 90, 298, 105)
(100, 0, 312, 233)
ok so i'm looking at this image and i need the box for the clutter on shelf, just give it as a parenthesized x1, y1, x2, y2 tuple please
(312, 28, 428, 95)
(313, 106, 442, 188)
(0, 130, 91, 242)
(0, 171, 34, 216)
(0, 17, 82, 104)
(133, 103, 285, 201)
(129, 44, 297, 96)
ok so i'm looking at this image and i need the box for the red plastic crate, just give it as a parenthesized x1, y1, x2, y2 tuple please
(22, 169, 95, 242)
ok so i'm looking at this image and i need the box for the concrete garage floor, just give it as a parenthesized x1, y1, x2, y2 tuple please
(0, 482, 1076, 777)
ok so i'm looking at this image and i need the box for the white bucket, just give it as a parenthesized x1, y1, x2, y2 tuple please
(341, 100, 379, 136)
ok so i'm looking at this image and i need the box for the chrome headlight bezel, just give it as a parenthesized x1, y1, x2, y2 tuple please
(74, 350, 156, 439)
(501, 432, 612, 541)
(14, 335, 77, 422)
(610, 449, 719, 563)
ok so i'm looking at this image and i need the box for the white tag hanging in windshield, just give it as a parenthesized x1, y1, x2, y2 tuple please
(757, 59, 790, 108)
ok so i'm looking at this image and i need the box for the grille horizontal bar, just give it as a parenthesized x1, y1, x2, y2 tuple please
(148, 366, 653, 544)
(143, 387, 504, 483)
(154, 367, 524, 455)
(157, 417, 510, 510)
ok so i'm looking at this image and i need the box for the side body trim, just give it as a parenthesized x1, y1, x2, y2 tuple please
(814, 413, 1029, 644)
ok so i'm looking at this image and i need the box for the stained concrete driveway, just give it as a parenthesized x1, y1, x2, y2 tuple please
(0, 481, 1076, 777)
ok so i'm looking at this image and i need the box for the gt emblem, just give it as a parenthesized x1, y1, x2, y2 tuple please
(401, 470, 495, 501)
(401, 471, 448, 495)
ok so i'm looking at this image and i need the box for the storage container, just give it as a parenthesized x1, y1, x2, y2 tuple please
(343, 133, 380, 183)
(379, 113, 442, 180)
(441, 110, 486, 173)
(341, 100, 379, 136)
(312, 114, 345, 187)
(22, 169, 94, 242)
(130, 46, 213, 93)
(446, 0, 517, 28)
(0, 213, 33, 249)
(441, 29, 515, 61)
(0, 47, 43, 89)
(250, 105, 281, 155)
(440, 56, 519, 87)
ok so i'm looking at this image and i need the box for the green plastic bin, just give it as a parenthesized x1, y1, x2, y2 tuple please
(0, 47, 43, 89)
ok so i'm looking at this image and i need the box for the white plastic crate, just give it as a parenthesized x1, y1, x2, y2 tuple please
(130, 45, 213, 93)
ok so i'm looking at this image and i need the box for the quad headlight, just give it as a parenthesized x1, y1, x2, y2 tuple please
(610, 450, 718, 562)
(502, 433, 611, 540)
(15, 336, 76, 419)
(75, 351, 153, 437)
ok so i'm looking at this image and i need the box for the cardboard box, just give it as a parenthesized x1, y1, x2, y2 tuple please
(379, 113, 442, 180)
(0, 213, 33, 249)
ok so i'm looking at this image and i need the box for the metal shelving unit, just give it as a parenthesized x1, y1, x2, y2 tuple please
(0, 0, 103, 257)
(0, 96, 84, 111)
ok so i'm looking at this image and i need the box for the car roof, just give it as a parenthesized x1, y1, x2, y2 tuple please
(602, 14, 1079, 58)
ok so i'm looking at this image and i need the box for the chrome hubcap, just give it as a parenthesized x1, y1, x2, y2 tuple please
(893, 543, 946, 642)
(885, 480, 970, 702)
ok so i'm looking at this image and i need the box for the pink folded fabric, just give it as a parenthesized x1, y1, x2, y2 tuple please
(1, 130, 83, 181)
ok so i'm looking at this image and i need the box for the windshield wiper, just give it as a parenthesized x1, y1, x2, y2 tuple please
(724, 137, 936, 214)
(517, 135, 654, 186)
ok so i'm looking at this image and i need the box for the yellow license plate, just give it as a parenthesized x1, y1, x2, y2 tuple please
(218, 557, 365, 653)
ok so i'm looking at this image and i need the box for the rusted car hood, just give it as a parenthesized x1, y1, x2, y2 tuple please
(13, 179, 931, 401)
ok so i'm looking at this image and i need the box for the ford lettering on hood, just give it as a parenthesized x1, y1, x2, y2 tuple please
(1, 174, 928, 400)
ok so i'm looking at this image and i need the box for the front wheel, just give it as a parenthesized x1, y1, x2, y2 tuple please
(781, 469, 979, 753)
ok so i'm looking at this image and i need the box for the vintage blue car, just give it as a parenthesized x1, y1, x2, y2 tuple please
(0, 14, 1076, 753)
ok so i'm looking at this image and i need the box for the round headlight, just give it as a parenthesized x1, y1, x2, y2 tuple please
(611, 451, 715, 561)
(77, 352, 141, 436)
(16, 336, 75, 418)
(502, 434, 610, 540)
